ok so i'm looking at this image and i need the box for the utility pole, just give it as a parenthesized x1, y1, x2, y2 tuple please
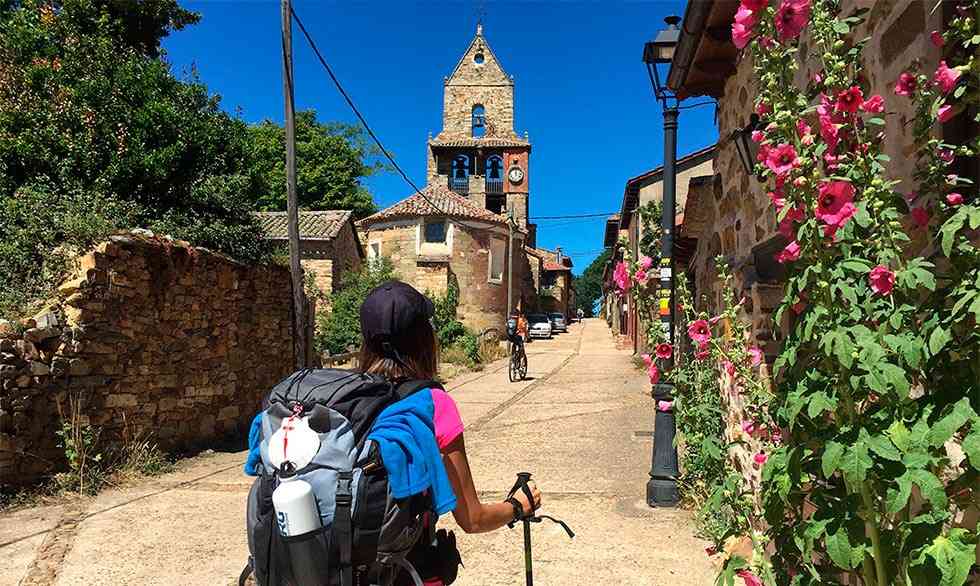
(282, 0, 307, 369)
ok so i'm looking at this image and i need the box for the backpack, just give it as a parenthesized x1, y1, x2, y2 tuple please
(243, 368, 444, 586)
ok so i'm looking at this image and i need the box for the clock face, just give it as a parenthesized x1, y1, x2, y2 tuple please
(508, 167, 524, 184)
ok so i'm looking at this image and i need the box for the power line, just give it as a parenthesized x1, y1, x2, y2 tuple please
(289, 7, 446, 214)
(530, 212, 619, 220)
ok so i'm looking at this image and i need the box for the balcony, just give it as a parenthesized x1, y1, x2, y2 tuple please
(485, 177, 504, 195)
(448, 175, 469, 195)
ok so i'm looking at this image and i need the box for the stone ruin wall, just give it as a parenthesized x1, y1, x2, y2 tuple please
(0, 232, 295, 488)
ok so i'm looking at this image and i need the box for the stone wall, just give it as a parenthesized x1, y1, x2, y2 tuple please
(299, 223, 363, 305)
(0, 232, 295, 488)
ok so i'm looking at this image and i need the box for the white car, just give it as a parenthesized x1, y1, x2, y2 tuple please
(528, 314, 553, 339)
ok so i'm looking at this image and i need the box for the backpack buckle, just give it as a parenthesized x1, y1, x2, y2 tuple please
(336, 472, 354, 506)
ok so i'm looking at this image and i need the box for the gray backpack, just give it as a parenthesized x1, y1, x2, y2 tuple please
(242, 369, 444, 586)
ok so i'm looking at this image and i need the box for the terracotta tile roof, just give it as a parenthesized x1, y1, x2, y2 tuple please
(429, 136, 530, 148)
(253, 210, 353, 240)
(357, 184, 509, 227)
(543, 262, 572, 272)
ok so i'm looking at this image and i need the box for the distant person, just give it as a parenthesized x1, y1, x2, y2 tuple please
(577, 308, 584, 321)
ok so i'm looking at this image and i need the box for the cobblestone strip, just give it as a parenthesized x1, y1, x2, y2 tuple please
(18, 503, 87, 586)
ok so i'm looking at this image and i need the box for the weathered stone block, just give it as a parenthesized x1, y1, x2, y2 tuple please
(29, 362, 50, 376)
(23, 327, 60, 344)
(68, 359, 92, 376)
(105, 394, 137, 408)
(217, 406, 239, 421)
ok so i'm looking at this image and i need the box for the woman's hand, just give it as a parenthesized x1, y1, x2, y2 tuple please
(513, 481, 541, 517)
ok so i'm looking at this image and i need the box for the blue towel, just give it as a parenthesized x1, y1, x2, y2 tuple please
(244, 412, 263, 476)
(368, 390, 457, 515)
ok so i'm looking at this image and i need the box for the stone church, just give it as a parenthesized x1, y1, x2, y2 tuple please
(358, 24, 539, 334)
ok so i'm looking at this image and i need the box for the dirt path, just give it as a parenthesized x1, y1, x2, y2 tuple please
(0, 319, 715, 585)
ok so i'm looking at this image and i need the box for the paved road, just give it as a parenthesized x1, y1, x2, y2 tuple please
(1, 319, 715, 585)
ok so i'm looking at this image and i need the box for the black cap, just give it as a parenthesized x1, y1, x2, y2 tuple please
(360, 280, 435, 343)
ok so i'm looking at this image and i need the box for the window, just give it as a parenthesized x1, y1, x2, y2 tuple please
(449, 155, 469, 194)
(368, 241, 381, 260)
(489, 238, 505, 283)
(424, 221, 446, 243)
(485, 155, 504, 200)
(472, 105, 486, 137)
(474, 52, 485, 64)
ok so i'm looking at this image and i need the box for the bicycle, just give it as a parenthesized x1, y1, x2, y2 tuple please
(508, 337, 527, 382)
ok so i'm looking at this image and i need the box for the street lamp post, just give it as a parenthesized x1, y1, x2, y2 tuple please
(643, 15, 681, 508)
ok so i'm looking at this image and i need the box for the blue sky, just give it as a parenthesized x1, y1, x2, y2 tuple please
(162, 1, 719, 274)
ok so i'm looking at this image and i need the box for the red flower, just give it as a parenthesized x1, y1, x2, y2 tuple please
(946, 192, 964, 206)
(938, 104, 955, 123)
(776, 240, 801, 263)
(648, 362, 661, 385)
(694, 342, 710, 360)
(938, 148, 955, 164)
(737, 570, 763, 586)
(732, 7, 757, 49)
(815, 181, 857, 234)
(818, 114, 840, 151)
(751, 130, 765, 143)
(688, 320, 712, 345)
(755, 102, 772, 116)
(869, 265, 895, 296)
(655, 343, 673, 360)
(894, 73, 917, 96)
(861, 94, 885, 114)
(753, 452, 768, 467)
(933, 61, 961, 95)
(741, 0, 769, 10)
(765, 143, 799, 177)
(910, 206, 930, 229)
(774, 0, 811, 41)
(931, 31, 944, 47)
(835, 86, 864, 113)
(796, 118, 811, 138)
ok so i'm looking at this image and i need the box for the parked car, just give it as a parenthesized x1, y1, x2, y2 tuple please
(549, 312, 567, 333)
(527, 313, 553, 339)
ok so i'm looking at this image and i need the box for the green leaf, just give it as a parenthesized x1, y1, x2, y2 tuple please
(869, 434, 902, 461)
(963, 431, 980, 471)
(822, 441, 845, 477)
(940, 213, 967, 257)
(826, 526, 861, 570)
(888, 420, 911, 453)
(841, 259, 871, 273)
(867, 117, 886, 126)
(853, 205, 872, 228)
(926, 398, 976, 447)
(916, 530, 976, 586)
(839, 440, 873, 491)
(879, 363, 910, 395)
(886, 472, 913, 513)
(911, 469, 948, 509)
(832, 20, 851, 34)
(929, 326, 952, 356)
(807, 391, 838, 418)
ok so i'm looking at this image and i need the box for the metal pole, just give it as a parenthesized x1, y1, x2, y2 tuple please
(647, 105, 680, 507)
(507, 209, 514, 319)
(282, 0, 307, 369)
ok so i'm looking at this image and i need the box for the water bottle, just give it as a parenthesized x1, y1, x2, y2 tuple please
(273, 472, 329, 584)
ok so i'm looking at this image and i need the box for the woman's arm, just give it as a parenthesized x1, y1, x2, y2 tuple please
(442, 434, 540, 534)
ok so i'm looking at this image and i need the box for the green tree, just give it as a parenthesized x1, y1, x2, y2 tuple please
(248, 111, 384, 218)
(315, 258, 397, 356)
(0, 0, 268, 318)
(573, 248, 611, 317)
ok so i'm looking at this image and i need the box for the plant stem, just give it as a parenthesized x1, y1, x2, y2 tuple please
(861, 481, 888, 586)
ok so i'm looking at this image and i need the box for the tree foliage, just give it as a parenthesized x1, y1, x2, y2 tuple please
(248, 111, 384, 219)
(573, 248, 611, 317)
(0, 0, 269, 317)
(314, 258, 397, 356)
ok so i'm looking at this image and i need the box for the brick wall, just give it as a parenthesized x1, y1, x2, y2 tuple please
(0, 232, 295, 488)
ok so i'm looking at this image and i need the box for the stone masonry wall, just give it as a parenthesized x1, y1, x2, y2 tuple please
(0, 232, 294, 488)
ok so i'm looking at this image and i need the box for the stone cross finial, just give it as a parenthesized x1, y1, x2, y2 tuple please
(476, 22, 483, 35)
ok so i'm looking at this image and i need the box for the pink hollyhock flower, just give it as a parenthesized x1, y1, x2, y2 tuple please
(819, 114, 840, 151)
(656, 399, 673, 412)
(705, 545, 717, 556)
(931, 30, 944, 47)
(649, 363, 661, 385)
(823, 152, 840, 171)
(768, 189, 785, 209)
(759, 35, 776, 49)
(747, 347, 763, 366)
(722, 360, 736, 376)
(732, 7, 757, 49)
(776, 240, 801, 263)
(774, 0, 811, 41)
(737, 569, 763, 586)
(796, 119, 811, 137)
(708, 315, 723, 325)
(741, 419, 756, 436)
(640, 255, 654, 270)
(815, 181, 857, 232)
(933, 61, 961, 94)
(778, 215, 796, 239)
(894, 73, 917, 96)
(938, 104, 956, 123)
(753, 452, 768, 467)
(791, 300, 806, 314)
(695, 342, 710, 360)
(635, 269, 649, 286)
(771, 427, 784, 444)
(869, 265, 896, 296)
(904, 191, 918, 203)
(765, 143, 799, 177)
(862, 94, 885, 113)
(946, 192, 964, 206)
(655, 343, 673, 360)
(835, 86, 864, 113)
(751, 130, 765, 143)
(910, 206, 930, 228)
(938, 148, 955, 164)
(786, 205, 805, 222)
(756, 102, 772, 116)
(642, 354, 653, 367)
(687, 320, 712, 345)
(742, 0, 769, 10)
(613, 261, 631, 293)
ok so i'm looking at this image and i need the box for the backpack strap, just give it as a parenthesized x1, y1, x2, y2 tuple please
(335, 471, 355, 586)
(393, 379, 442, 401)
